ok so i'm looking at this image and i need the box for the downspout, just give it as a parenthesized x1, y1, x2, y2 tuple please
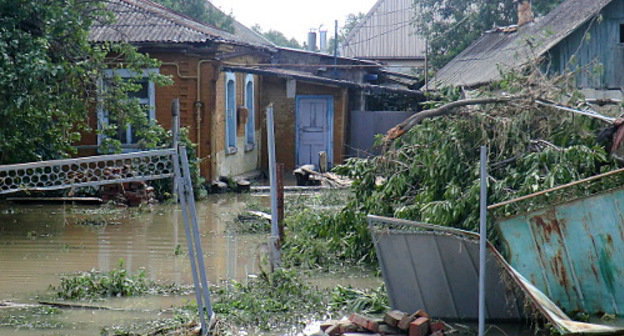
(195, 60, 213, 157)
(161, 60, 213, 158)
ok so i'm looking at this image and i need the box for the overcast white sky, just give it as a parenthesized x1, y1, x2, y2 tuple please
(208, 0, 378, 43)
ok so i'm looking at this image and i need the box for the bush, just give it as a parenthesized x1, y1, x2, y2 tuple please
(54, 260, 189, 300)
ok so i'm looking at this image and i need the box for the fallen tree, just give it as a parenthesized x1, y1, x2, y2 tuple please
(385, 95, 529, 142)
(282, 69, 624, 267)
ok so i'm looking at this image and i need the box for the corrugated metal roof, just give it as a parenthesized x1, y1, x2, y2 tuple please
(342, 0, 426, 60)
(89, 0, 246, 45)
(430, 0, 613, 89)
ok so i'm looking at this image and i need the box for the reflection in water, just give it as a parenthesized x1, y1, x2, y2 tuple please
(0, 194, 265, 335)
(0, 194, 264, 300)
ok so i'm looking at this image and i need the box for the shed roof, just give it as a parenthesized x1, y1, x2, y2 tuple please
(89, 0, 252, 46)
(429, 0, 613, 89)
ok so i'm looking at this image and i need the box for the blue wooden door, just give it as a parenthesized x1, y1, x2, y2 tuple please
(296, 96, 333, 169)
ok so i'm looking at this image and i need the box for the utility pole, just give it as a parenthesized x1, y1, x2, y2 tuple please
(334, 19, 338, 77)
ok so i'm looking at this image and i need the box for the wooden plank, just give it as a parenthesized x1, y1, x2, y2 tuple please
(6, 197, 103, 204)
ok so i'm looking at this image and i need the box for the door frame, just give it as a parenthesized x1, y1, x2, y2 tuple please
(295, 95, 334, 168)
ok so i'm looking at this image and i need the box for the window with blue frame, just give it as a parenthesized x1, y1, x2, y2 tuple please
(244, 74, 255, 151)
(225, 72, 237, 153)
(97, 68, 157, 152)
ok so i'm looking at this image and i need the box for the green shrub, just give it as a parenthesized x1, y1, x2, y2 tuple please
(54, 260, 188, 300)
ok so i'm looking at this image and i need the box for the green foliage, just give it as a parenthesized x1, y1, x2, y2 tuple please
(0, 0, 171, 164)
(149, 127, 206, 200)
(212, 269, 325, 331)
(283, 206, 374, 267)
(151, 0, 234, 33)
(329, 285, 389, 315)
(251, 25, 301, 49)
(332, 74, 624, 248)
(414, 0, 565, 69)
(54, 260, 189, 300)
(211, 268, 389, 332)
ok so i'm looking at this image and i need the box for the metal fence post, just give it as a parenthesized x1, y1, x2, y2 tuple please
(172, 99, 180, 199)
(266, 104, 281, 270)
(179, 146, 213, 317)
(174, 145, 212, 335)
(478, 146, 488, 336)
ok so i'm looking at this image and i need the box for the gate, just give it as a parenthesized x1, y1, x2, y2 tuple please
(0, 147, 213, 335)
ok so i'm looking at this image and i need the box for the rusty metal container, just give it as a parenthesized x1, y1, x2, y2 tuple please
(497, 188, 624, 315)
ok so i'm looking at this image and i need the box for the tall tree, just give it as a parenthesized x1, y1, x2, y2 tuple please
(0, 0, 169, 163)
(414, 0, 565, 69)
(152, 0, 234, 33)
(252, 25, 302, 49)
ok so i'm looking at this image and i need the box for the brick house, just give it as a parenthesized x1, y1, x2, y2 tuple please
(80, 0, 423, 181)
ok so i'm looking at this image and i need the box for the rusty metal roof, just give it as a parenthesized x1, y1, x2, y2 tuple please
(429, 0, 613, 89)
(89, 0, 246, 45)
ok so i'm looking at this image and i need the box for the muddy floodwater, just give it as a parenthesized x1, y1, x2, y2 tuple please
(0, 194, 263, 335)
(0, 194, 380, 335)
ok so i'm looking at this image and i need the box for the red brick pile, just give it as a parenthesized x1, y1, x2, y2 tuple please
(321, 310, 447, 336)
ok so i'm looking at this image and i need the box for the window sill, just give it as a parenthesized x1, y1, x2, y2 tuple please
(244, 143, 255, 152)
(226, 146, 238, 155)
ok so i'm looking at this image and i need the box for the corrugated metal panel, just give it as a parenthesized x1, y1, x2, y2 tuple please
(497, 188, 624, 315)
(429, 0, 613, 89)
(342, 0, 426, 59)
(370, 217, 525, 321)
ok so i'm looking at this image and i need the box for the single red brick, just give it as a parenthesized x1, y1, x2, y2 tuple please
(398, 313, 418, 331)
(384, 310, 406, 327)
(408, 317, 430, 336)
(349, 313, 380, 332)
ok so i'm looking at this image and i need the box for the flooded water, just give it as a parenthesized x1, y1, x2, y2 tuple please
(0, 194, 267, 335)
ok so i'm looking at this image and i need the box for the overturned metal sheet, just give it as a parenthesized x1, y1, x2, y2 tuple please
(369, 215, 623, 335)
(369, 216, 524, 321)
(497, 188, 624, 316)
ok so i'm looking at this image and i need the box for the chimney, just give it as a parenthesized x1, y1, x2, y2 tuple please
(517, 0, 534, 26)
(319, 30, 328, 52)
(307, 31, 317, 51)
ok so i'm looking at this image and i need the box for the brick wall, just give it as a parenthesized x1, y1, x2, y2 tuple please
(259, 77, 348, 172)
(76, 52, 220, 179)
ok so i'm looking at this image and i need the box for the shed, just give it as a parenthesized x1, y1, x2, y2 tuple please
(429, 0, 624, 100)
